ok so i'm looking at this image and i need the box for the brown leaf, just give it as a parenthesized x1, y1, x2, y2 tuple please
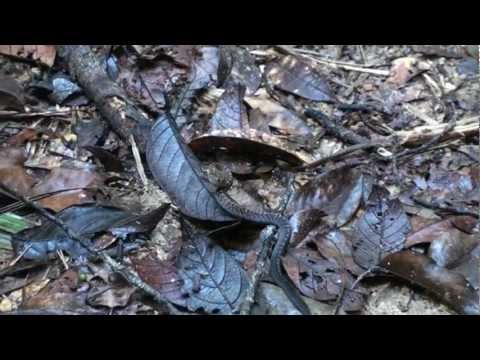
(0, 147, 36, 196)
(283, 248, 366, 312)
(217, 46, 261, 96)
(352, 186, 412, 269)
(210, 84, 249, 131)
(31, 167, 102, 212)
(287, 167, 368, 226)
(405, 217, 479, 259)
(6, 128, 41, 146)
(87, 285, 136, 309)
(22, 269, 91, 312)
(245, 94, 312, 139)
(130, 248, 185, 306)
(386, 57, 419, 87)
(381, 250, 479, 315)
(0, 45, 56, 66)
(0, 75, 25, 111)
(265, 55, 334, 102)
(189, 128, 314, 166)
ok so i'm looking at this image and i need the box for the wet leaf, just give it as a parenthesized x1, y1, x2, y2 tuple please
(288, 167, 367, 226)
(11, 205, 131, 260)
(386, 57, 420, 87)
(265, 55, 334, 102)
(6, 128, 45, 146)
(0, 45, 56, 67)
(130, 248, 185, 306)
(283, 248, 366, 312)
(405, 217, 479, 261)
(83, 146, 123, 172)
(352, 187, 412, 269)
(73, 118, 107, 148)
(109, 204, 170, 237)
(189, 46, 219, 91)
(0, 147, 36, 197)
(21, 269, 94, 313)
(87, 285, 136, 309)
(146, 116, 235, 221)
(313, 229, 365, 276)
(217, 46, 261, 95)
(177, 228, 248, 314)
(210, 84, 249, 131)
(381, 250, 480, 315)
(189, 128, 314, 166)
(245, 93, 312, 139)
(0, 75, 24, 111)
(50, 74, 82, 104)
(288, 209, 328, 247)
(31, 167, 102, 212)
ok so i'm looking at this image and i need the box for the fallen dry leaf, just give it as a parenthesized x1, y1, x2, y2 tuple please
(0, 45, 56, 67)
(31, 167, 102, 212)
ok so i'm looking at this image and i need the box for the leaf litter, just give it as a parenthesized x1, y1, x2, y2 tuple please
(0, 45, 478, 315)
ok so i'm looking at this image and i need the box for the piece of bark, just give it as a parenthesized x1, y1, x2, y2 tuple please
(57, 45, 152, 152)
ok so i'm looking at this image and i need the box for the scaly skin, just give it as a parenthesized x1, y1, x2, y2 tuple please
(216, 192, 311, 315)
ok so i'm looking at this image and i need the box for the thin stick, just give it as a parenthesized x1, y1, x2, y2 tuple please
(296, 142, 379, 171)
(239, 226, 276, 315)
(129, 135, 148, 187)
(0, 181, 180, 314)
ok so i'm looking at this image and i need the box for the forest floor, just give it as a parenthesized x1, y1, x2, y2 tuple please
(0, 45, 478, 315)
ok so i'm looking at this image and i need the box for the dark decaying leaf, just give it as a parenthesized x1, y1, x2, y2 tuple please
(73, 118, 107, 148)
(352, 186, 412, 269)
(87, 285, 136, 309)
(21, 269, 97, 313)
(405, 217, 466, 247)
(130, 249, 186, 306)
(189, 46, 220, 91)
(109, 204, 170, 237)
(287, 167, 368, 226)
(30, 167, 102, 212)
(0, 45, 56, 66)
(381, 250, 480, 315)
(283, 248, 367, 312)
(405, 216, 479, 268)
(210, 84, 249, 131)
(265, 55, 334, 102)
(11, 204, 162, 260)
(0, 147, 36, 197)
(177, 228, 249, 314)
(0, 75, 25, 111)
(83, 146, 124, 173)
(288, 209, 328, 247)
(217, 46, 261, 95)
(146, 116, 235, 222)
(245, 95, 312, 139)
(189, 128, 313, 166)
(313, 229, 365, 276)
(50, 74, 83, 104)
(428, 229, 479, 268)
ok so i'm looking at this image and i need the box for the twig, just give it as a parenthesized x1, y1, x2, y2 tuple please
(239, 226, 276, 315)
(296, 142, 380, 171)
(412, 197, 479, 219)
(304, 108, 371, 145)
(129, 135, 148, 188)
(0, 181, 180, 314)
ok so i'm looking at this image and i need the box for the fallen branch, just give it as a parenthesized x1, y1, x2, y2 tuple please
(57, 45, 152, 153)
(239, 226, 275, 314)
(297, 142, 380, 171)
(304, 108, 371, 145)
(0, 182, 180, 315)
